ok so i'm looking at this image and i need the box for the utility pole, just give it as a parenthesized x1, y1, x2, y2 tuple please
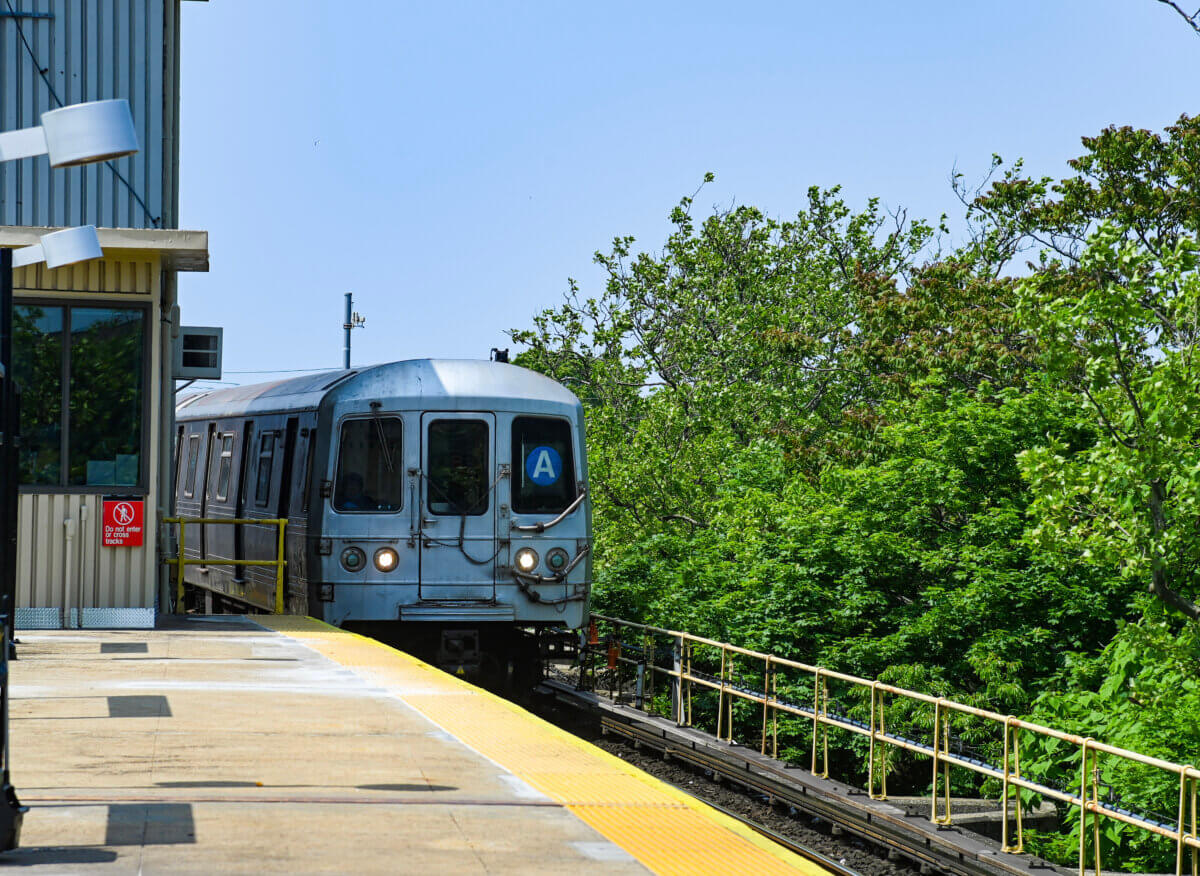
(343, 292, 365, 369)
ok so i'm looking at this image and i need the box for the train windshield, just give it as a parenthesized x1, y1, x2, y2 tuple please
(427, 419, 490, 516)
(334, 417, 404, 512)
(511, 417, 576, 514)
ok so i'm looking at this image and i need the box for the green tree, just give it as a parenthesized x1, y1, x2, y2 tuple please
(510, 179, 939, 544)
(1018, 227, 1200, 619)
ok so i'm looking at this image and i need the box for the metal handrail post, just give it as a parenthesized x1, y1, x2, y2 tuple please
(1190, 772, 1197, 876)
(274, 519, 286, 614)
(878, 693, 888, 799)
(685, 640, 693, 727)
(717, 647, 727, 742)
(931, 700, 943, 823)
(761, 657, 772, 756)
(1002, 719, 1013, 852)
(869, 681, 878, 798)
(1014, 729, 1025, 851)
(1079, 739, 1092, 876)
(942, 715, 952, 823)
(175, 519, 186, 614)
(1178, 767, 1193, 876)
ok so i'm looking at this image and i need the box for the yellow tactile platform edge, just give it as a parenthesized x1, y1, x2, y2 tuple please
(256, 616, 821, 876)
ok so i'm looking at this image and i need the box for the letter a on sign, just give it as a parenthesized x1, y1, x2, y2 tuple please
(525, 446, 562, 487)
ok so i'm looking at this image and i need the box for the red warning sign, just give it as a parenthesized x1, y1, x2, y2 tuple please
(102, 498, 144, 547)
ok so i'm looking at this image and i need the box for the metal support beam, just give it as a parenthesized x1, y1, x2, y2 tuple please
(0, 246, 27, 851)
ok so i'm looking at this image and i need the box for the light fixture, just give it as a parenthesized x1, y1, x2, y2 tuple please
(0, 99, 138, 168)
(340, 547, 366, 572)
(514, 547, 539, 573)
(546, 548, 569, 573)
(374, 547, 398, 572)
(11, 226, 103, 270)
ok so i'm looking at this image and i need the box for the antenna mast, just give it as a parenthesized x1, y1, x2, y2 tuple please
(343, 292, 365, 369)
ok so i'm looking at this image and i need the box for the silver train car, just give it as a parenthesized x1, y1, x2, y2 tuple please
(173, 359, 591, 658)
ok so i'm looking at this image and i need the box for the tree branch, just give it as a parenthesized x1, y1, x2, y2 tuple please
(1154, 0, 1200, 35)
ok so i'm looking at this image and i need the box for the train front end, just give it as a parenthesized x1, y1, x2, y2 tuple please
(312, 360, 591, 662)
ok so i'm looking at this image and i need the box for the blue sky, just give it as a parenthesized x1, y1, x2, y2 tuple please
(176, 1, 1200, 388)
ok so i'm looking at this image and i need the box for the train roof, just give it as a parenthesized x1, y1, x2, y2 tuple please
(175, 359, 581, 421)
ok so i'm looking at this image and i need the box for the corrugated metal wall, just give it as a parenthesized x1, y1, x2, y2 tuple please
(17, 494, 152, 614)
(14, 251, 162, 628)
(15, 254, 156, 293)
(0, 0, 166, 229)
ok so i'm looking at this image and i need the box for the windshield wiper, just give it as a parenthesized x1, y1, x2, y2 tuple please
(369, 401, 395, 473)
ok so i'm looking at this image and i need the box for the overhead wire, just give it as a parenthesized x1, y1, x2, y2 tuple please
(2, 0, 160, 227)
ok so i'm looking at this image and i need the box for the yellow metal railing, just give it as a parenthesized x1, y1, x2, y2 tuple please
(163, 517, 288, 614)
(587, 614, 1200, 876)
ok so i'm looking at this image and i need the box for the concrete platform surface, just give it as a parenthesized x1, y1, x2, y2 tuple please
(3, 616, 816, 874)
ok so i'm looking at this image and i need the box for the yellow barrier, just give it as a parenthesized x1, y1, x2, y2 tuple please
(588, 614, 1200, 876)
(163, 517, 288, 614)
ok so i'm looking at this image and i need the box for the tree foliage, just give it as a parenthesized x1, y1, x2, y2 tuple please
(511, 116, 1200, 871)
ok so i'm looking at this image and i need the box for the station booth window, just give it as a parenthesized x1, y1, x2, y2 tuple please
(13, 303, 147, 489)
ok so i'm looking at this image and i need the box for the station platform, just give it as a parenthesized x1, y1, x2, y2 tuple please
(5, 616, 818, 874)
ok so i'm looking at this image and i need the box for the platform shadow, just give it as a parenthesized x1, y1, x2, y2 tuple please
(0, 847, 119, 867)
(106, 803, 195, 846)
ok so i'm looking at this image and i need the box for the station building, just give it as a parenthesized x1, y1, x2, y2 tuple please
(1, 1, 208, 627)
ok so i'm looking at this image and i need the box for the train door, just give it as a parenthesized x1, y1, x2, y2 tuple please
(200, 422, 217, 561)
(284, 422, 312, 592)
(418, 412, 496, 601)
(234, 421, 253, 581)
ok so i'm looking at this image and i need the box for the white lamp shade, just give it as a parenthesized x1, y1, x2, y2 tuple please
(39, 225, 102, 269)
(40, 99, 138, 168)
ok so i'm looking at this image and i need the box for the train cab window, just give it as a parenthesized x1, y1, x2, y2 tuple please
(254, 433, 275, 507)
(215, 434, 235, 501)
(427, 419, 489, 516)
(333, 417, 403, 512)
(511, 417, 577, 514)
(183, 435, 200, 498)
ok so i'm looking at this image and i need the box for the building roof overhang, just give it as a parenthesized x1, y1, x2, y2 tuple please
(0, 226, 209, 272)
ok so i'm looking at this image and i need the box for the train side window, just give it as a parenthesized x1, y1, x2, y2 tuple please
(183, 435, 200, 498)
(215, 434, 235, 501)
(255, 433, 275, 507)
(511, 417, 577, 514)
(301, 436, 316, 514)
(333, 418, 403, 512)
(427, 419, 489, 516)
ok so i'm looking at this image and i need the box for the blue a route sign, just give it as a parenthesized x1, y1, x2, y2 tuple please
(525, 446, 562, 486)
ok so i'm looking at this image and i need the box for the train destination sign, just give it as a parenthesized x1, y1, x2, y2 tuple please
(102, 498, 144, 547)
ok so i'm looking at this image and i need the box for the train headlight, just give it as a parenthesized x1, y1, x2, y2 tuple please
(546, 548, 569, 572)
(340, 547, 366, 573)
(514, 547, 539, 574)
(374, 547, 399, 572)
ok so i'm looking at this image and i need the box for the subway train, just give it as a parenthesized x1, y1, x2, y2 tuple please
(173, 358, 591, 667)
